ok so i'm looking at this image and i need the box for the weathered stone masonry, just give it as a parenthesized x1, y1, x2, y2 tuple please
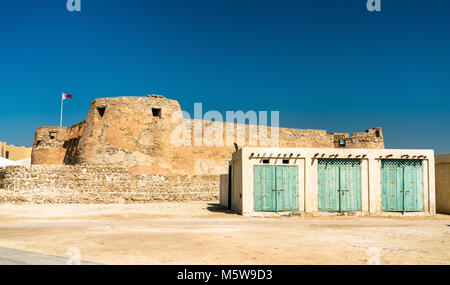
(0, 166, 219, 204)
(9, 95, 385, 204)
(31, 95, 385, 175)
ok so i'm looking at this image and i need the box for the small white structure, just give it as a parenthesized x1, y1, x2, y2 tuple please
(0, 157, 19, 169)
(224, 147, 435, 216)
(16, 157, 31, 166)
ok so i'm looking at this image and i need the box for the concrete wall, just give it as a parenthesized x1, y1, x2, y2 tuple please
(231, 155, 243, 213)
(31, 95, 385, 175)
(219, 174, 229, 208)
(0, 165, 219, 204)
(0, 141, 32, 161)
(436, 154, 450, 214)
(229, 147, 435, 216)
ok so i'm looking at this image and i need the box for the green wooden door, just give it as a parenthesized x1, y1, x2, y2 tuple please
(254, 166, 276, 211)
(254, 165, 298, 212)
(318, 159, 362, 212)
(275, 166, 299, 212)
(381, 160, 423, 212)
(340, 163, 362, 211)
(380, 161, 404, 211)
(404, 162, 424, 211)
(318, 160, 340, 211)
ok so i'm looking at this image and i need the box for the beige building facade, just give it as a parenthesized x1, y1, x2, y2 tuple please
(435, 154, 450, 214)
(0, 141, 32, 162)
(224, 147, 435, 216)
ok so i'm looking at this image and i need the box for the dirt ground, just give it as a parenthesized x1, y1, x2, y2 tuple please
(0, 201, 449, 265)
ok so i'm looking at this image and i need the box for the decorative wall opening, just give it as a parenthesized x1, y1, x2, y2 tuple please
(97, 107, 106, 118)
(49, 132, 56, 140)
(152, 108, 162, 118)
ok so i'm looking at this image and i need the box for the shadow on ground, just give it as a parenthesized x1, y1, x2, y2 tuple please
(206, 203, 236, 215)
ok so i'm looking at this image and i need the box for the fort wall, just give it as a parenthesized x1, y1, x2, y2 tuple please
(0, 165, 219, 204)
(31, 95, 384, 175)
(31, 121, 85, 165)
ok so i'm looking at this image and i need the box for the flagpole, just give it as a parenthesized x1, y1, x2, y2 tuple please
(60, 92, 64, 127)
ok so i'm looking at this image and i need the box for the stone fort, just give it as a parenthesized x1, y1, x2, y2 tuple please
(31, 95, 384, 175)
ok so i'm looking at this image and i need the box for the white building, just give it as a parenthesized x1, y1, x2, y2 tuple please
(222, 147, 435, 216)
(0, 157, 19, 169)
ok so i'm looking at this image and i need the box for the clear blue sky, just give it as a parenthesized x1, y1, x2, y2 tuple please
(1, 0, 449, 153)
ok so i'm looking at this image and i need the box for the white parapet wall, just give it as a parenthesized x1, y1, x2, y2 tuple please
(228, 147, 435, 216)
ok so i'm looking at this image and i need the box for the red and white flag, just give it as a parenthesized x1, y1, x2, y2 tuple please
(62, 92, 72, 100)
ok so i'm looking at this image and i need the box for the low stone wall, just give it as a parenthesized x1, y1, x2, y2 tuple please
(0, 166, 219, 204)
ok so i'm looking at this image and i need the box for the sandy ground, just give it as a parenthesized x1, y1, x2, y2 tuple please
(0, 201, 449, 265)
